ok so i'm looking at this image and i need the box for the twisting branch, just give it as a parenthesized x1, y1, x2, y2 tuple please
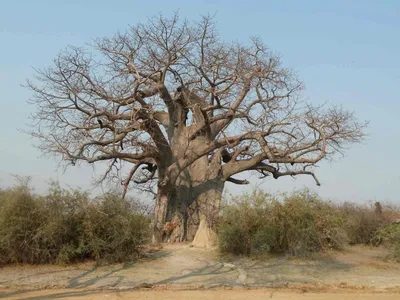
(121, 161, 158, 198)
(226, 177, 250, 185)
(122, 162, 143, 199)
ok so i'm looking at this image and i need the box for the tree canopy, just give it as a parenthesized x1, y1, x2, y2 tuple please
(27, 14, 367, 243)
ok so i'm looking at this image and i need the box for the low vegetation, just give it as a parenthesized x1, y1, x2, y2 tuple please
(0, 180, 151, 265)
(217, 189, 400, 258)
(338, 202, 385, 245)
(374, 223, 400, 262)
(0, 179, 399, 264)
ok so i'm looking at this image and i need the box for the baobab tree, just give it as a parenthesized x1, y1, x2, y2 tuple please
(27, 14, 366, 245)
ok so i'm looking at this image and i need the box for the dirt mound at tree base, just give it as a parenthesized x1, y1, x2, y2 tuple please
(191, 215, 218, 248)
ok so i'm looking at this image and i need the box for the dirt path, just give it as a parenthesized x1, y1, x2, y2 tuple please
(1, 243, 400, 298)
(2, 289, 400, 300)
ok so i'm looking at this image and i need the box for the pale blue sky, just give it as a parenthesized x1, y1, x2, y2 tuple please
(0, 1, 399, 203)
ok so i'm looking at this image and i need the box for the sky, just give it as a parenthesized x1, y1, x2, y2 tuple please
(0, 0, 399, 203)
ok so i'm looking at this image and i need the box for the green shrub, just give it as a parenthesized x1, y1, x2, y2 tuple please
(338, 202, 384, 245)
(0, 181, 151, 265)
(82, 192, 151, 263)
(0, 184, 48, 264)
(217, 190, 275, 255)
(218, 189, 348, 258)
(373, 223, 400, 261)
(274, 190, 348, 256)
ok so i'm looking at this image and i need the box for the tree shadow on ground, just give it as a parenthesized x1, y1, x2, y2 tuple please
(0, 269, 76, 286)
(0, 249, 172, 299)
(0, 289, 108, 300)
(0, 249, 171, 298)
(0, 248, 375, 299)
(232, 253, 354, 285)
(153, 263, 237, 286)
(0, 265, 126, 299)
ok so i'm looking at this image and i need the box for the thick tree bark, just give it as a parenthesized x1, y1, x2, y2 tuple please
(152, 187, 170, 244)
(189, 179, 223, 247)
(151, 102, 225, 245)
(152, 156, 224, 245)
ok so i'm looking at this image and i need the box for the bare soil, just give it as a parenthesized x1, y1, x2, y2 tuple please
(1, 243, 400, 299)
(2, 289, 400, 300)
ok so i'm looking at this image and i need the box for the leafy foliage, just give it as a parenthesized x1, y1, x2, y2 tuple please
(338, 202, 385, 245)
(0, 181, 150, 265)
(218, 189, 348, 257)
(374, 223, 400, 262)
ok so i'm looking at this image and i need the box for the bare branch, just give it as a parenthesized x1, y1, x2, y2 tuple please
(226, 177, 250, 185)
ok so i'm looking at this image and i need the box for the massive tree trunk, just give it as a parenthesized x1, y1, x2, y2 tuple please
(152, 155, 224, 245)
(188, 179, 223, 247)
(150, 99, 226, 245)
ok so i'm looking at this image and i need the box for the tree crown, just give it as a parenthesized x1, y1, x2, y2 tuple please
(27, 14, 367, 194)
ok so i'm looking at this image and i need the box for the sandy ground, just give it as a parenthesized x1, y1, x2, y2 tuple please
(1, 243, 400, 299)
(2, 289, 400, 300)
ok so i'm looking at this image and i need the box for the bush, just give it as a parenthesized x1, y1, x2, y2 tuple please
(272, 191, 348, 256)
(82, 192, 151, 263)
(217, 190, 274, 255)
(0, 184, 48, 264)
(0, 181, 151, 265)
(338, 202, 384, 245)
(217, 189, 348, 258)
(373, 223, 400, 261)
